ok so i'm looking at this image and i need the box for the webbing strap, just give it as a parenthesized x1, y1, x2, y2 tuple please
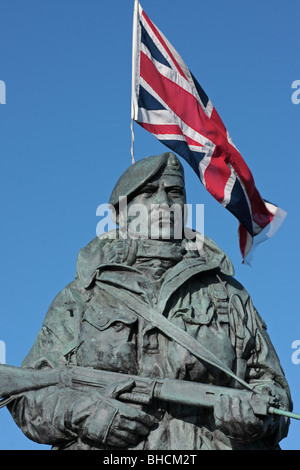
(97, 281, 253, 391)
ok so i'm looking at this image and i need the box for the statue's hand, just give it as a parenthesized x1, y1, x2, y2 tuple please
(213, 394, 272, 442)
(105, 378, 156, 448)
(105, 401, 156, 448)
(81, 379, 156, 448)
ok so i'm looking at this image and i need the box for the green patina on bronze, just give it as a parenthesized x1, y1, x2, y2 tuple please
(1, 153, 294, 450)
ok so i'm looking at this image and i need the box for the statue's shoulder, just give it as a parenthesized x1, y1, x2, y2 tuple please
(75, 234, 112, 289)
(76, 231, 140, 288)
(184, 228, 234, 276)
(41, 280, 84, 327)
(184, 230, 254, 304)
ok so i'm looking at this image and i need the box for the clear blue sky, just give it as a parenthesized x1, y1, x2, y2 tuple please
(0, 0, 299, 450)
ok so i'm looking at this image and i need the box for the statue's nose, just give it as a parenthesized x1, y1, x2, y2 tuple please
(155, 188, 170, 206)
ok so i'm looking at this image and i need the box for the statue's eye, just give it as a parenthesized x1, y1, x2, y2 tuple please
(143, 187, 156, 196)
(168, 188, 183, 197)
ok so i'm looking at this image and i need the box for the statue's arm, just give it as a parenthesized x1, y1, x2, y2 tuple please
(7, 283, 112, 445)
(244, 296, 292, 444)
(8, 385, 118, 446)
(215, 275, 292, 446)
(8, 282, 154, 448)
(223, 276, 291, 407)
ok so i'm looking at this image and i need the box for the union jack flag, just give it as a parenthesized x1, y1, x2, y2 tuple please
(131, 0, 286, 263)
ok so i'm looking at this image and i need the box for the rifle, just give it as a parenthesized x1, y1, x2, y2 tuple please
(0, 364, 299, 420)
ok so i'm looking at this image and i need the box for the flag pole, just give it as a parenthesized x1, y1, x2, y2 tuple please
(131, 119, 135, 164)
(131, 0, 139, 164)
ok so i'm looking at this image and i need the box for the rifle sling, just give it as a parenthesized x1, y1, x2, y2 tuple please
(96, 281, 253, 391)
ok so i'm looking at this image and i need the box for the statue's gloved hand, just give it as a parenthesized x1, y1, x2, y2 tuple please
(213, 393, 275, 442)
(103, 399, 156, 448)
(79, 379, 156, 448)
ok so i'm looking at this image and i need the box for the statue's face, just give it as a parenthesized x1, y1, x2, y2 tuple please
(119, 172, 186, 240)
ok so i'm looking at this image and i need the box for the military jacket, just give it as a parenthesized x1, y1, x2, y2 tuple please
(9, 232, 292, 450)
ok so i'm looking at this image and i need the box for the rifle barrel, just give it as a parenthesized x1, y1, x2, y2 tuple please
(268, 407, 300, 420)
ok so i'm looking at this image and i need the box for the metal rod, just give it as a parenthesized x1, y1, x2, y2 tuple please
(268, 407, 300, 421)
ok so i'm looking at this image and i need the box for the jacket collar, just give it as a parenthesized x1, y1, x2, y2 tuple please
(76, 230, 234, 291)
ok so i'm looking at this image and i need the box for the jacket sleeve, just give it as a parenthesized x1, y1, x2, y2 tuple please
(7, 281, 117, 446)
(225, 276, 292, 447)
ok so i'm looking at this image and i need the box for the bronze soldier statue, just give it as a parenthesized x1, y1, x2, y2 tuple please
(6, 152, 293, 450)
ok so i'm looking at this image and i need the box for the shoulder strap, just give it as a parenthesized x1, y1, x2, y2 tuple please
(96, 281, 253, 391)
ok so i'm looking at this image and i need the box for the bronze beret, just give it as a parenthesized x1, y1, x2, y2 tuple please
(109, 152, 184, 208)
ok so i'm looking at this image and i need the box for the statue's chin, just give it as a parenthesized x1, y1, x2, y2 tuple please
(125, 231, 177, 241)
